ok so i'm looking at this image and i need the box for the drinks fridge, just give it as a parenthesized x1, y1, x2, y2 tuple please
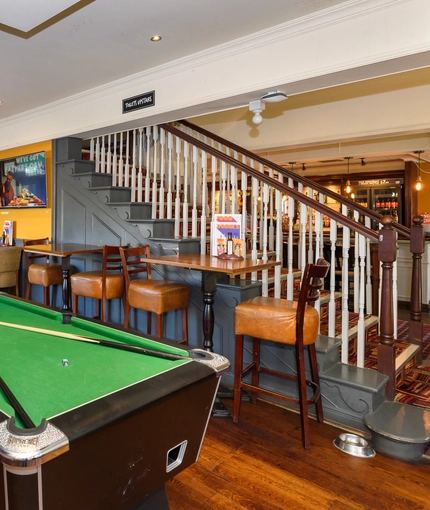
(349, 177, 403, 226)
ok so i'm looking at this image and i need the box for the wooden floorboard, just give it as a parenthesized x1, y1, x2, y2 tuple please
(166, 398, 430, 510)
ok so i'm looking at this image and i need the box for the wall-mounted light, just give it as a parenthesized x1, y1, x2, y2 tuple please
(302, 163, 306, 171)
(345, 156, 352, 194)
(414, 150, 424, 191)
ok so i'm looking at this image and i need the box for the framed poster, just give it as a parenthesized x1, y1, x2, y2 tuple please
(0, 151, 47, 208)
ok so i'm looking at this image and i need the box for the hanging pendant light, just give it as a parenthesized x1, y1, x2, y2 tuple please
(414, 150, 424, 191)
(345, 157, 352, 194)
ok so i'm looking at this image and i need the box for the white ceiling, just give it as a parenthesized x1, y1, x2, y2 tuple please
(0, 0, 346, 120)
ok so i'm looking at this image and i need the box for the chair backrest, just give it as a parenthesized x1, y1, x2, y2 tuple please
(0, 246, 23, 289)
(296, 258, 330, 331)
(23, 238, 50, 265)
(119, 245, 151, 292)
(101, 245, 128, 297)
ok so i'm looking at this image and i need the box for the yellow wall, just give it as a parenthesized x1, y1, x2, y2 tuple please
(417, 161, 430, 215)
(0, 141, 53, 240)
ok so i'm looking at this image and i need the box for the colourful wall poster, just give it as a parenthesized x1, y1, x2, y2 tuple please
(211, 214, 244, 257)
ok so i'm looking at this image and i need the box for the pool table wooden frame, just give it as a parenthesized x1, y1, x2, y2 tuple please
(0, 293, 229, 510)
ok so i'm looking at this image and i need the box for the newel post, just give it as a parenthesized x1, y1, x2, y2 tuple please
(409, 215, 425, 361)
(377, 216, 397, 400)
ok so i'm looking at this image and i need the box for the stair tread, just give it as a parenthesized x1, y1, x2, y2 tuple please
(364, 401, 430, 442)
(335, 315, 379, 339)
(395, 344, 421, 373)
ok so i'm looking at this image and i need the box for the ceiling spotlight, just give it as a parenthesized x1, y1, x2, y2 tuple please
(249, 100, 265, 125)
(261, 91, 288, 103)
(150, 35, 162, 42)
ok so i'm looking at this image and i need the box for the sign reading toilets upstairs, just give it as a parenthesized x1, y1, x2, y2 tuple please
(122, 91, 155, 114)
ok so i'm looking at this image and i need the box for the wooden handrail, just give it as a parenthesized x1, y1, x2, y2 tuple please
(161, 122, 379, 242)
(179, 119, 411, 239)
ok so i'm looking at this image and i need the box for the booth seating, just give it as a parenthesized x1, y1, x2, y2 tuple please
(70, 245, 126, 322)
(120, 245, 190, 344)
(0, 246, 22, 295)
(233, 258, 330, 449)
(23, 238, 63, 306)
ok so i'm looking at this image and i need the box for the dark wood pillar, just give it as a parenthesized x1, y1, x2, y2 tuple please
(409, 215, 425, 362)
(377, 216, 397, 400)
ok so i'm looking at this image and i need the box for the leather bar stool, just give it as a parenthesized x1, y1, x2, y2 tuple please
(120, 245, 189, 344)
(71, 245, 126, 322)
(233, 258, 330, 449)
(23, 238, 63, 306)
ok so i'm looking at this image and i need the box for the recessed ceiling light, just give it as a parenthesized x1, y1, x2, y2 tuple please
(150, 35, 162, 42)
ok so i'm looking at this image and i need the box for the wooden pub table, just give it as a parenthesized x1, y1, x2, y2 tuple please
(23, 243, 103, 311)
(148, 254, 281, 352)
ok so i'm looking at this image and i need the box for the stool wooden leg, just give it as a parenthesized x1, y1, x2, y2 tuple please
(308, 345, 324, 423)
(43, 287, 50, 306)
(123, 302, 130, 329)
(102, 298, 107, 323)
(233, 334, 244, 423)
(73, 294, 78, 314)
(181, 308, 188, 345)
(155, 314, 163, 338)
(296, 344, 310, 449)
(95, 299, 101, 320)
(251, 337, 260, 405)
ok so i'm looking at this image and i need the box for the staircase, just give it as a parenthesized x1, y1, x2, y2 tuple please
(54, 128, 428, 461)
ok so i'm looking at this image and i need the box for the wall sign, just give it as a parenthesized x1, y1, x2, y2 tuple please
(122, 91, 155, 114)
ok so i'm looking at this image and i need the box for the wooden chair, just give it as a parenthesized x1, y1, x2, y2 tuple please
(23, 238, 63, 306)
(0, 246, 23, 295)
(233, 258, 330, 449)
(120, 245, 189, 344)
(70, 245, 127, 322)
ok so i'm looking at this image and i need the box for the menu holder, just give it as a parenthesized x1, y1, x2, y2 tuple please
(217, 253, 243, 261)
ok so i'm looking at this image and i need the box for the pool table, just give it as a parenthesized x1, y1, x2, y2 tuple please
(0, 293, 229, 510)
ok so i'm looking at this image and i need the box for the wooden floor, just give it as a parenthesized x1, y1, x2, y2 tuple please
(166, 397, 430, 510)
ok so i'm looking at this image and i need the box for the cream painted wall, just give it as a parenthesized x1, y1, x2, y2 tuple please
(0, 0, 429, 152)
(0, 141, 53, 240)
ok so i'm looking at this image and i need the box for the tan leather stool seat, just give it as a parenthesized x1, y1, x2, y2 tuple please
(235, 297, 320, 345)
(128, 280, 189, 315)
(120, 245, 189, 344)
(71, 245, 126, 322)
(28, 263, 63, 287)
(23, 238, 63, 306)
(72, 271, 124, 300)
(233, 258, 330, 449)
